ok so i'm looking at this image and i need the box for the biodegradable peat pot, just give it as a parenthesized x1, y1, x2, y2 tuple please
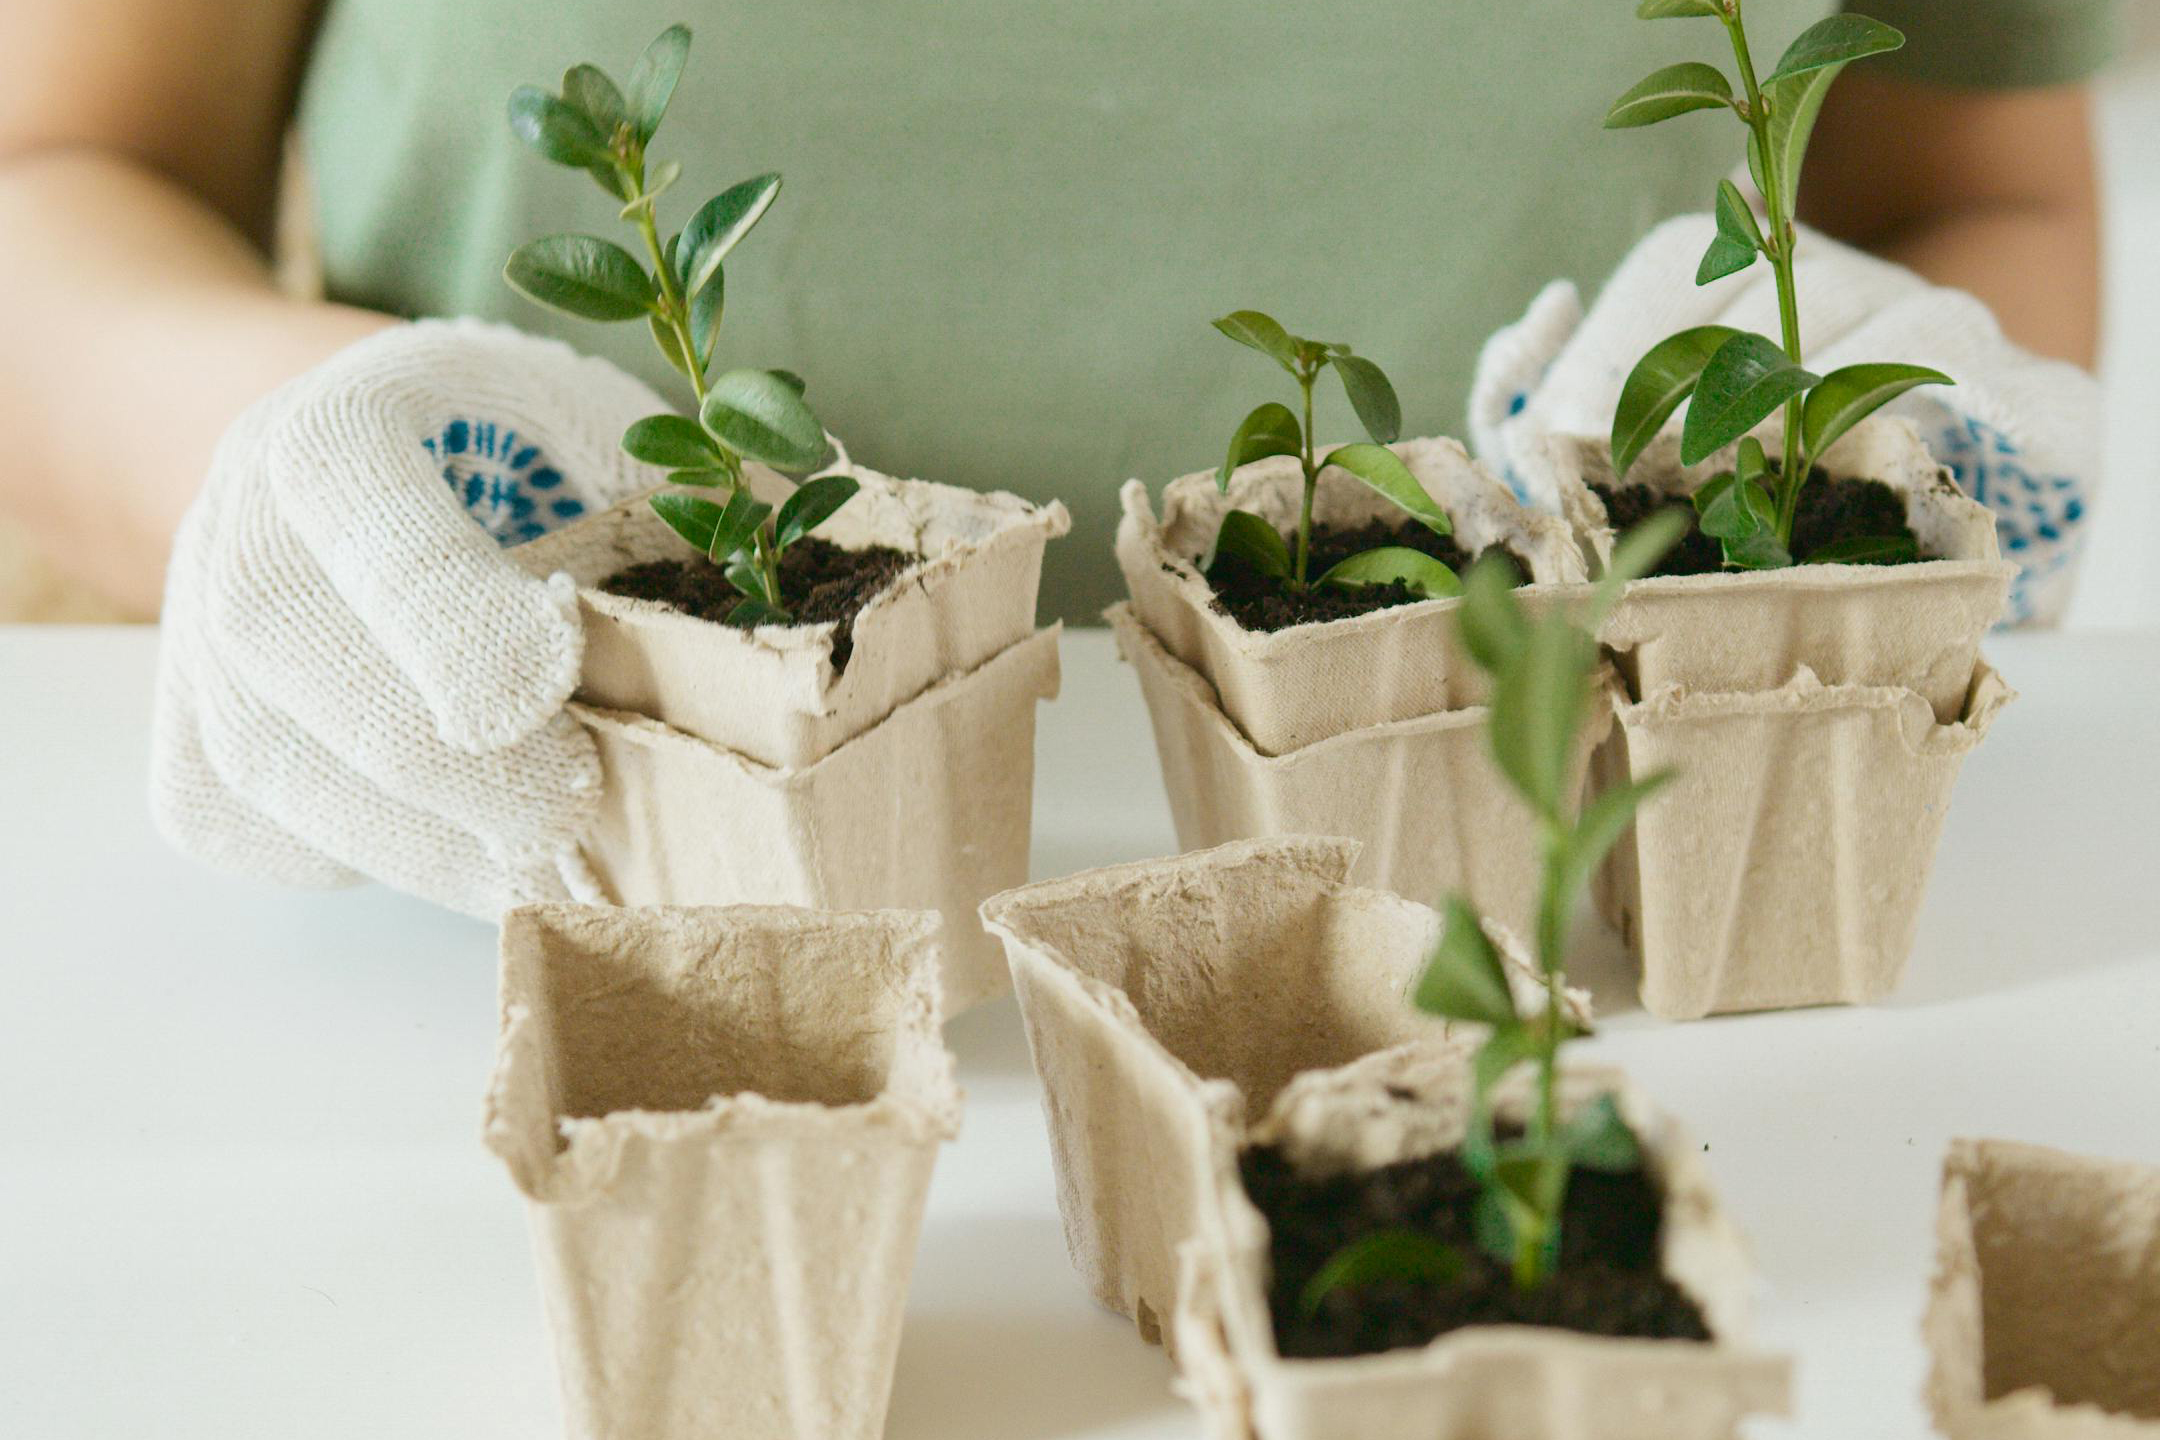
(518, 465, 1069, 766)
(1528, 415, 2012, 724)
(1171, 1049, 1791, 1440)
(575, 625, 1060, 1015)
(1597, 660, 2013, 1020)
(978, 836, 1557, 1350)
(1926, 1139, 2160, 1439)
(1116, 437, 1587, 756)
(484, 903, 961, 1440)
(1107, 603, 1608, 939)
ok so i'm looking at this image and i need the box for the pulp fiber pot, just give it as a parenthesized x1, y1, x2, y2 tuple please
(1108, 603, 1609, 940)
(1526, 415, 2012, 724)
(1596, 660, 2013, 1020)
(978, 835, 1553, 1351)
(517, 464, 1069, 766)
(1116, 436, 1586, 755)
(484, 903, 961, 1440)
(1171, 1049, 1791, 1440)
(1926, 1139, 2160, 1439)
(575, 624, 1059, 1015)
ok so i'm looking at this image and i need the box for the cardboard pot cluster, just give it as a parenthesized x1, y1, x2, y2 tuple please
(1526, 416, 2016, 1017)
(979, 837, 1786, 1436)
(1112, 439, 1592, 936)
(1174, 1050, 1791, 1440)
(1926, 1139, 2160, 1439)
(519, 465, 1068, 1012)
(485, 902, 960, 1440)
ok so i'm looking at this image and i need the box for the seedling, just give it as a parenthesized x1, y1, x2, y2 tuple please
(1303, 512, 1687, 1305)
(1604, 1, 1950, 569)
(504, 24, 855, 625)
(1208, 312, 1462, 599)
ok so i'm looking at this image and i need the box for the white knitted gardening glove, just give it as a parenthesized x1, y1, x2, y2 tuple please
(1469, 214, 2101, 625)
(151, 318, 672, 917)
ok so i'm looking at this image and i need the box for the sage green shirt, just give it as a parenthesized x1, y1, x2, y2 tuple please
(296, 0, 2116, 622)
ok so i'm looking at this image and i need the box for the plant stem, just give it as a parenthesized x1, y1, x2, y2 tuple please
(630, 190, 785, 607)
(1723, 0, 1810, 547)
(1294, 367, 1318, 588)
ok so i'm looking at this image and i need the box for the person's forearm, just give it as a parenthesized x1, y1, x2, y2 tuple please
(0, 149, 394, 616)
(1858, 201, 2100, 370)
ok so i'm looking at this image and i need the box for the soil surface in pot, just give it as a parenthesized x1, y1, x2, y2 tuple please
(601, 539, 912, 673)
(1242, 1135, 1710, 1359)
(1594, 472, 1924, 577)
(1204, 519, 1512, 632)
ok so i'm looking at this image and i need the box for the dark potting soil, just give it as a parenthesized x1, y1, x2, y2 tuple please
(1241, 1138, 1711, 1360)
(1592, 471, 1924, 577)
(1205, 519, 1512, 632)
(600, 538, 913, 673)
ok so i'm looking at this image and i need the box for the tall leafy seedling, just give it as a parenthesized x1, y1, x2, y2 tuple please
(1605, 1, 1950, 569)
(1209, 312, 1463, 599)
(1302, 512, 1686, 1308)
(505, 24, 855, 625)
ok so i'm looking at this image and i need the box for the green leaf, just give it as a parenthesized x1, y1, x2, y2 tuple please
(774, 474, 858, 549)
(648, 492, 724, 555)
(648, 312, 697, 380)
(1801, 363, 1954, 460)
(705, 488, 774, 564)
(1216, 402, 1302, 491)
(1557, 770, 1674, 914)
(1693, 470, 1792, 568)
(1316, 547, 1462, 599)
(1489, 614, 1594, 819)
(561, 64, 626, 136)
(1735, 435, 1769, 486)
(503, 235, 654, 322)
(1681, 332, 1819, 465)
(1323, 444, 1452, 537)
(1202, 509, 1292, 578)
(1713, 178, 1765, 250)
(1211, 310, 1300, 372)
(1753, 64, 1843, 218)
(587, 163, 635, 202)
(700, 368, 826, 471)
(1330, 354, 1402, 445)
(1298, 1231, 1463, 1318)
(1459, 552, 1528, 673)
(767, 368, 808, 396)
(680, 173, 783, 298)
(1803, 534, 1921, 566)
(690, 264, 724, 368)
(1765, 14, 1904, 86)
(1560, 1094, 1642, 1173)
(621, 414, 722, 468)
(1604, 62, 1734, 128)
(1636, 0, 1722, 16)
(728, 596, 792, 627)
(667, 467, 731, 488)
(1610, 326, 1739, 479)
(1413, 897, 1518, 1028)
(508, 86, 612, 168)
(1472, 1187, 1519, 1266)
(625, 24, 691, 143)
(1696, 235, 1756, 285)
(1588, 508, 1690, 627)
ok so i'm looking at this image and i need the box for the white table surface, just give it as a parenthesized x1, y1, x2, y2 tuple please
(3, 625, 2157, 1439)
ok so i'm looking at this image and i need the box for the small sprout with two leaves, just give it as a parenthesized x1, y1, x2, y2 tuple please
(504, 24, 855, 626)
(1605, 0, 1947, 570)
(1302, 511, 1688, 1306)
(1207, 312, 1461, 601)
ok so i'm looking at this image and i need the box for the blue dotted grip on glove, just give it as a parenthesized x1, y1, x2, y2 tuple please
(422, 420, 587, 546)
(1930, 415, 2087, 627)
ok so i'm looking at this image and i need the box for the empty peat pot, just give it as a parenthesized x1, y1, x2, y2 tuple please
(484, 903, 960, 1440)
(1927, 1138, 2160, 1438)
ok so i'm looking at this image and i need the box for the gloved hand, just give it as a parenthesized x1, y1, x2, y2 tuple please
(1469, 214, 2101, 625)
(151, 318, 671, 917)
